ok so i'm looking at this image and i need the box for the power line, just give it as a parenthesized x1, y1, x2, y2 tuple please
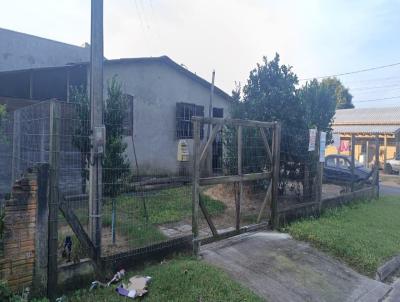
(350, 83, 400, 91)
(354, 95, 400, 103)
(299, 61, 400, 81)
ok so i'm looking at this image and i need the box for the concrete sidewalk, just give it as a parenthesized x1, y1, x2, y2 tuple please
(201, 232, 391, 302)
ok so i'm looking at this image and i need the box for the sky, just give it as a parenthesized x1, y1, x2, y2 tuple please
(1, 0, 400, 108)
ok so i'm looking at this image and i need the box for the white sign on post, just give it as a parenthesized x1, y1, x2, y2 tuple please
(308, 129, 317, 151)
(319, 132, 327, 162)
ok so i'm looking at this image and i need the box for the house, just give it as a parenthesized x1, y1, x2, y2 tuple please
(0, 27, 89, 72)
(328, 107, 400, 167)
(0, 56, 232, 190)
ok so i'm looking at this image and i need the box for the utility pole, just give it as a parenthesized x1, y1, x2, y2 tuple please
(89, 0, 104, 255)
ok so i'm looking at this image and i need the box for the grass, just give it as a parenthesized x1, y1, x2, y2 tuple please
(101, 186, 226, 247)
(66, 257, 263, 302)
(286, 196, 400, 276)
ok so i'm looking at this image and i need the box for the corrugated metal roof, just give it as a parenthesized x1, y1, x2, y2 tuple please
(334, 107, 400, 124)
(333, 124, 400, 134)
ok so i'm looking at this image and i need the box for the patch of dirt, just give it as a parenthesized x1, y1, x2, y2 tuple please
(202, 184, 267, 230)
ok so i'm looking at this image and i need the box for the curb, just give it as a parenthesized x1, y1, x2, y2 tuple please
(376, 255, 400, 282)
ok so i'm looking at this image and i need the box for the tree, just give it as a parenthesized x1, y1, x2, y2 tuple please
(298, 79, 337, 141)
(71, 77, 131, 197)
(321, 77, 354, 109)
(229, 54, 339, 199)
(103, 77, 131, 197)
(297, 79, 337, 198)
(235, 54, 308, 170)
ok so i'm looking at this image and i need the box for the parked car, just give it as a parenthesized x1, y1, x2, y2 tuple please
(324, 154, 373, 185)
(385, 154, 400, 174)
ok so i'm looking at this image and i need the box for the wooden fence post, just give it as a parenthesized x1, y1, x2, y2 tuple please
(236, 125, 243, 231)
(375, 134, 380, 198)
(32, 164, 50, 297)
(316, 131, 323, 213)
(48, 101, 60, 299)
(271, 122, 281, 229)
(350, 134, 356, 192)
(192, 120, 201, 255)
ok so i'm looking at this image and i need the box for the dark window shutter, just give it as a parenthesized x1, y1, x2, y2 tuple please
(213, 107, 223, 118)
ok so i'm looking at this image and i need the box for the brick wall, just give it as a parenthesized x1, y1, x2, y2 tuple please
(0, 170, 38, 292)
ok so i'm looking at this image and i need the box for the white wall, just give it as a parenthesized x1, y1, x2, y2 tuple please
(102, 61, 231, 175)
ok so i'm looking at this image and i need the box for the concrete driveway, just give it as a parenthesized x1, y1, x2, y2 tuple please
(201, 232, 391, 302)
(380, 174, 400, 197)
(381, 184, 400, 196)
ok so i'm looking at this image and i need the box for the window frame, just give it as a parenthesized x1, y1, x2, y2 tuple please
(176, 102, 204, 139)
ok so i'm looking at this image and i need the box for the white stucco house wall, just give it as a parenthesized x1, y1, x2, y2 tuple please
(0, 56, 232, 181)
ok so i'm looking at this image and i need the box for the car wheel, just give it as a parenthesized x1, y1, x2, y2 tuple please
(384, 163, 393, 174)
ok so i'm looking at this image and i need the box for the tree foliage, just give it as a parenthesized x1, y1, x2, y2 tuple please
(228, 54, 339, 194)
(71, 77, 131, 197)
(321, 77, 354, 109)
(103, 77, 131, 197)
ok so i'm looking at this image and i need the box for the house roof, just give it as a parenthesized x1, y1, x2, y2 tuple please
(332, 107, 400, 134)
(0, 55, 233, 102)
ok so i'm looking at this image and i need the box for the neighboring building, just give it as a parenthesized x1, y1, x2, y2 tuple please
(0, 56, 232, 186)
(0, 27, 89, 72)
(328, 107, 400, 167)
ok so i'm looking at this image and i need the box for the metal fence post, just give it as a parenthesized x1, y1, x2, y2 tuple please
(271, 122, 281, 229)
(48, 101, 60, 299)
(192, 119, 200, 255)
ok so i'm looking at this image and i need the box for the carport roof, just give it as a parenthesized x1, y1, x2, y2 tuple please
(333, 107, 400, 135)
(332, 124, 400, 135)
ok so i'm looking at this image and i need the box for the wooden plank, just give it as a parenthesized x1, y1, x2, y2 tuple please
(271, 122, 281, 229)
(259, 127, 273, 163)
(58, 200, 99, 265)
(257, 182, 272, 223)
(192, 116, 275, 128)
(199, 195, 218, 236)
(236, 125, 243, 231)
(199, 124, 222, 167)
(192, 120, 201, 255)
(199, 172, 271, 186)
(195, 222, 270, 245)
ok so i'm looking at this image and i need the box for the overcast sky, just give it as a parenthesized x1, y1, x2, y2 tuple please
(1, 0, 400, 108)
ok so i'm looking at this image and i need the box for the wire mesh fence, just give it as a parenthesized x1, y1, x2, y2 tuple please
(195, 121, 275, 241)
(0, 97, 380, 265)
(2, 99, 194, 264)
(278, 126, 318, 210)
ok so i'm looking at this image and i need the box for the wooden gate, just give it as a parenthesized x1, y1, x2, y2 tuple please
(191, 117, 281, 254)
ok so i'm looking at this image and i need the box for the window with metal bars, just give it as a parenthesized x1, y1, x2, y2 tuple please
(176, 102, 204, 139)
